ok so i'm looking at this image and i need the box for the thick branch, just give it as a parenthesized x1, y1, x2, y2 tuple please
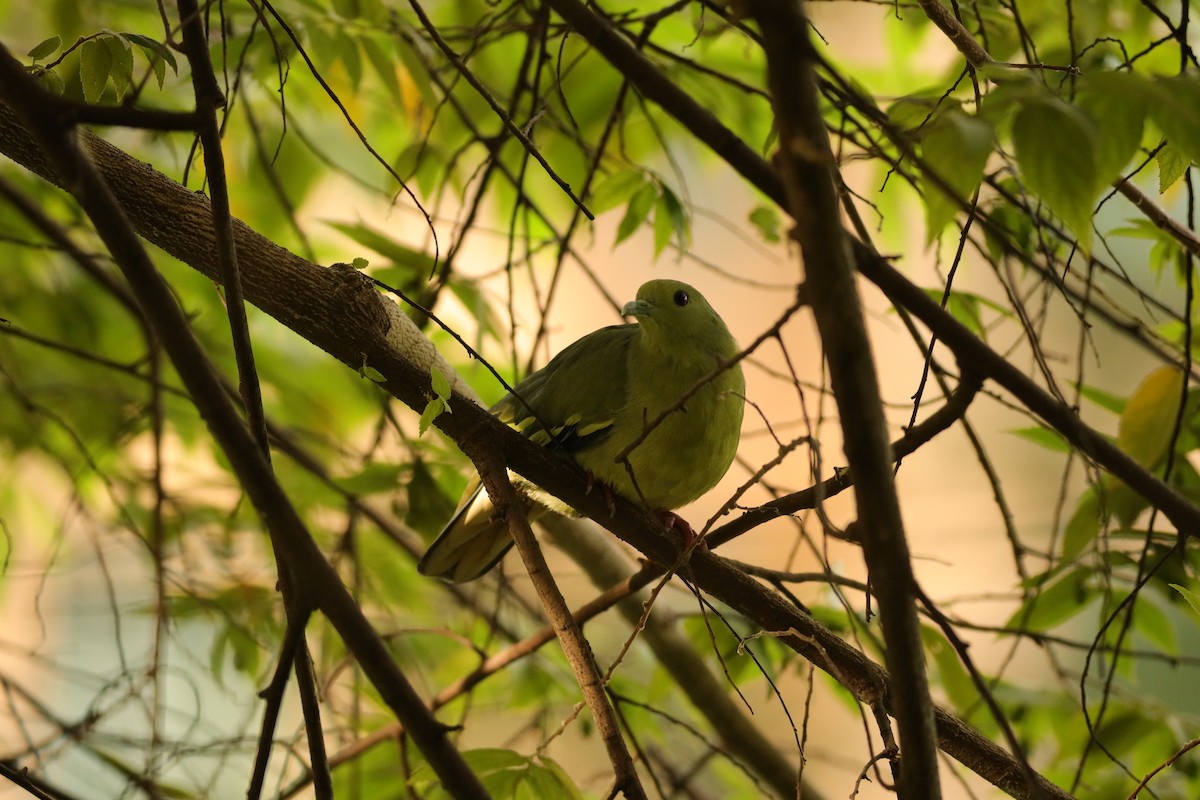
(748, 2, 940, 797)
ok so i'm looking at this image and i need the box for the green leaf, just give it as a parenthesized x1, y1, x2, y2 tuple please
(1169, 583, 1200, 616)
(105, 34, 134, 101)
(1111, 217, 1186, 278)
(615, 181, 657, 246)
(1077, 382, 1125, 415)
(361, 35, 401, 99)
(1133, 596, 1177, 656)
(331, 0, 360, 20)
(27, 35, 61, 61)
(120, 32, 176, 90)
(448, 279, 504, 344)
(1118, 365, 1183, 467)
(360, 365, 385, 382)
(1077, 71, 1147, 181)
(1061, 486, 1101, 561)
(1010, 425, 1071, 453)
(418, 398, 448, 436)
(121, 32, 178, 73)
(417, 368, 453, 437)
(532, 757, 584, 800)
(80, 36, 113, 103)
(335, 29, 363, 87)
(430, 366, 451, 401)
(653, 192, 673, 258)
(660, 186, 688, 253)
(1005, 568, 1093, 633)
(394, 35, 438, 112)
(1157, 141, 1191, 194)
(405, 458, 459, 537)
(920, 625, 979, 717)
(590, 170, 647, 215)
(1147, 75, 1200, 166)
(334, 462, 404, 495)
(921, 109, 994, 239)
(1012, 95, 1103, 251)
(748, 205, 781, 243)
(326, 220, 437, 277)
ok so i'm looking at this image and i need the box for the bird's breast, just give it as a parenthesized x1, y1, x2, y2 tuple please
(577, 347, 744, 511)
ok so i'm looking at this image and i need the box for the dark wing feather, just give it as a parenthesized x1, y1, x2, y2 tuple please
(493, 323, 636, 455)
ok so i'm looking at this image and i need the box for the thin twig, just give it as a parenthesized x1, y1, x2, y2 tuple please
(408, 0, 594, 220)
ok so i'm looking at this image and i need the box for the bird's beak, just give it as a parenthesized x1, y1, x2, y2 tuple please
(622, 298, 653, 318)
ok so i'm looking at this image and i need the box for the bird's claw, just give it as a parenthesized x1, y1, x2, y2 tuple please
(656, 511, 706, 552)
(584, 471, 618, 517)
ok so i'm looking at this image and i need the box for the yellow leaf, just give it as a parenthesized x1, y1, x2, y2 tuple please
(1117, 365, 1184, 467)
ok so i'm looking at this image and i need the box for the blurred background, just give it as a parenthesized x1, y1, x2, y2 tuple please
(0, 0, 1196, 798)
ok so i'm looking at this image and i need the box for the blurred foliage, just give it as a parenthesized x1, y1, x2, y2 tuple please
(0, 0, 1198, 798)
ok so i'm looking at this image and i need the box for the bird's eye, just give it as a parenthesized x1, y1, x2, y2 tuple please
(673, 290, 690, 307)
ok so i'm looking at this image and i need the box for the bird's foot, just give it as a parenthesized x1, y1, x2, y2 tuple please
(584, 471, 618, 517)
(655, 511, 707, 552)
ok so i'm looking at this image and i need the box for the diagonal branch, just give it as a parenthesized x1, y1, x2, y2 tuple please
(472, 450, 647, 800)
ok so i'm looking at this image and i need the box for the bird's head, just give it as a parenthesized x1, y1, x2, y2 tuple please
(622, 279, 736, 356)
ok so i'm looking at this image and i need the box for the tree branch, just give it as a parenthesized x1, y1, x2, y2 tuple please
(472, 449, 647, 800)
(747, 3, 941, 796)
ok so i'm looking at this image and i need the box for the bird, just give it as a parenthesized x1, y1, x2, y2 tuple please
(417, 279, 745, 582)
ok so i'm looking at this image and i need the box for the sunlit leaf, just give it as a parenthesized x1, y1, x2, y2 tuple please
(1169, 583, 1200, 617)
(748, 205, 781, 243)
(1156, 140, 1191, 194)
(1118, 365, 1184, 467)
(27, 35, 61, 61)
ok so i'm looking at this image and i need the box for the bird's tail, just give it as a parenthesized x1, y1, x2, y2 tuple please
(417, 481, 540, 582)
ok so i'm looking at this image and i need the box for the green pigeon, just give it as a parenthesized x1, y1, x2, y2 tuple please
(418, 279, 745, 582)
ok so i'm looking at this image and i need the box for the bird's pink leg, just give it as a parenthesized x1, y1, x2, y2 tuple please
(656, 511, 707, 551)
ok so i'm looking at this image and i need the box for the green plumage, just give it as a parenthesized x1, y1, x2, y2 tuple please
(418, 280, 745, 582)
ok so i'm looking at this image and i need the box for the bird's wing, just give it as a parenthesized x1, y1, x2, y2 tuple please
(494, 323, 636, 455)
(417, 324, 635, 583)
